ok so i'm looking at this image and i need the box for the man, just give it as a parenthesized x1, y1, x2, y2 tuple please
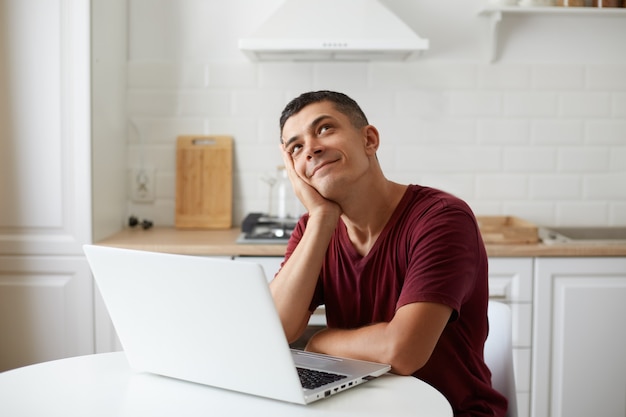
(270, 91, 507, 417)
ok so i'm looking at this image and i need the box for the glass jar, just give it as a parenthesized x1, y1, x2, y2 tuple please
(271, 166, 303, 220)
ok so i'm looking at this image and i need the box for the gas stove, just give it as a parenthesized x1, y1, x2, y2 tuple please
(236, 212, 298, 244)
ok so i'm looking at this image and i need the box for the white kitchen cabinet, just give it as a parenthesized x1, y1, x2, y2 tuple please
(532, 257, 626, 417)
(488, 257, 534, 417)
(0, 0, 92, 372)
(0, 257, 94, 371)
(0, 0, 127, 370)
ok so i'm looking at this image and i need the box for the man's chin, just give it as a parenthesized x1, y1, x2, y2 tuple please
(316, 185, 341, 203)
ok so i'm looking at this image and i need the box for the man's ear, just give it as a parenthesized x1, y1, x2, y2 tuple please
(363, 125, 380, 156)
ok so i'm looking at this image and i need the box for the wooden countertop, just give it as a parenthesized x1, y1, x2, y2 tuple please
(97, 228, 286, 256)
(97, 227, 626, 257)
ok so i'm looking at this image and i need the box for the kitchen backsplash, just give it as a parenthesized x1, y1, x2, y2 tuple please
(123, 1, 626, 228)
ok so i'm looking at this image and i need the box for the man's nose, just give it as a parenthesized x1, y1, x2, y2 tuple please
(305, 142, 323, 159)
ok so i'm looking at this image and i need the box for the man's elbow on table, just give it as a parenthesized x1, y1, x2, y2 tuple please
(384, 342, 430, 376)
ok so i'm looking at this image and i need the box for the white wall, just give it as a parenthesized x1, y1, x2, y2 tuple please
(92, 0, 128, 241)
(119, 0, 626, 228)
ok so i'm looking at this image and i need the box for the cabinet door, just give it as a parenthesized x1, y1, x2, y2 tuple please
(0, 0, 92, 256)
(488, 257, 534, 417)
(0, 256, 94, 371)
(533, 257, 626, 417)
(0, 0, 93, 371)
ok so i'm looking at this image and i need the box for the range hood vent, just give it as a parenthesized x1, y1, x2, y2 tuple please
(239, 0, 429, 62)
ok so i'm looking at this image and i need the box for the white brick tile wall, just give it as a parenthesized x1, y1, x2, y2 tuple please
(450, 92, 502, 117)
(611, 204, 626, 224)
(232, 90, 286, 118)
(610, 149, 626, 172)
(116, 1, 626, 230)
(410, 64, 477, 90)
(560, 92, 612, 117)
(586, 120, 626, 145)
(584, 174, 626, 200)
(127, 91, 177, 116)
(529, 175, 581, 200)
(586, 65, 626, 91)
(478, 65, 530, 90)
(503, 148, 556, 173)
(420, 120, 476, 145)
(395, 91, 450, 119)
(127, 91, 232, 117)
(352, 91, 396, 120)
(532, 65, 585, 90)
(234, 144, 281, 173)
(121, 59, 626, 227)
(156, 172, 175, 200)
(259, 63, 314, 89)
(396, 146, 501, 173)
(127, 62, 206, 88)
(369, 64, 418, 89)
(208, 117, 259, 146)
(208, 63, 257, 88)
(478, 120, 530, 145)
(501, 203, 556, 227)
(128, 117, 206, 144)
(504, 92, 557, 117)
(315, 63, 369, 90)
(531, 120, 584, 145)
(128, 143, 176, 172)
(476, 175, 528, 200)
(557, 202, 609, 226)
(558, 147, 610, 172)
(419, 174, 476, 201)
(612, 93, 626, 117)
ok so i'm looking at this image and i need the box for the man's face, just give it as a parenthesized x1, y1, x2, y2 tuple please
(281, 101, 377, 200)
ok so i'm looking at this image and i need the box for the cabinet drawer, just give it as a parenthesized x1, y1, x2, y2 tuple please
(488, 258, 533, 302)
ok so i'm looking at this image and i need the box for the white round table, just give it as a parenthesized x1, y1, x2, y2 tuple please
(0, 352, 452, 416)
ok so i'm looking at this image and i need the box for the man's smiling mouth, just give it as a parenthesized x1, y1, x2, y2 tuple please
(309, 159, 338, 178)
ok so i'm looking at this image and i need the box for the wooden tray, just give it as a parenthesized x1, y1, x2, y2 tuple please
(476, 216, 539, 244)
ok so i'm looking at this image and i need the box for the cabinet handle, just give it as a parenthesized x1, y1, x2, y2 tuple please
(489, 294, 508, 300)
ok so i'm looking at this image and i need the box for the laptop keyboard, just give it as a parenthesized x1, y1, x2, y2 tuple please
(296, 367, 347, 390)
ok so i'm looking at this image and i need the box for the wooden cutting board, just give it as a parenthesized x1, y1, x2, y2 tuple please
(175, 135, 233, 229)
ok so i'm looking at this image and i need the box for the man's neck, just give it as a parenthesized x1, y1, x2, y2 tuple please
(340, 181, 408, 257)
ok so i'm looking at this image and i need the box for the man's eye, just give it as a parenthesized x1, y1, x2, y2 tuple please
(289, 144, 303, 155)
(319, 125, 330, 134)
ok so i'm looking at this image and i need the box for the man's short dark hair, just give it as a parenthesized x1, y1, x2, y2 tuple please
(279, 91, 369, 140)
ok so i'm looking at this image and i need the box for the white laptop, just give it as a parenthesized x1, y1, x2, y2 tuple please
(83, 245, 390, 404)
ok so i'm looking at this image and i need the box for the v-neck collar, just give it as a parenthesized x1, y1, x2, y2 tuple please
(337, 186, 413, 263)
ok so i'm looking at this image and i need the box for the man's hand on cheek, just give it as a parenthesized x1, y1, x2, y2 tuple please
(279, 144, 341, 218)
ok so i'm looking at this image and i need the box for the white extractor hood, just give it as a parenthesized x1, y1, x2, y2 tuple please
(239, 0, 429, 62)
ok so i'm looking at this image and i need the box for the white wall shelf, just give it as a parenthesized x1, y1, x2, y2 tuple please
(478, 6, 626, 61)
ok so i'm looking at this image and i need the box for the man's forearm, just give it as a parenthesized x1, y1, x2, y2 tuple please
(304, 302, 453, 376)
(270, 213, 338, 342)
(305, 324, 394, 367)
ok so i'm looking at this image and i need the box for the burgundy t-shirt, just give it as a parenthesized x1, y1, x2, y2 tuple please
(283, 185, 507, 417)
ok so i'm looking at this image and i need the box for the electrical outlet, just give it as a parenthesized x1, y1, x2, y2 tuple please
(130, 168, 155, 203)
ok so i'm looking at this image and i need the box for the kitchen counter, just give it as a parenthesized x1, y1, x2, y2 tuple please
(97, 227, 626, 257)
